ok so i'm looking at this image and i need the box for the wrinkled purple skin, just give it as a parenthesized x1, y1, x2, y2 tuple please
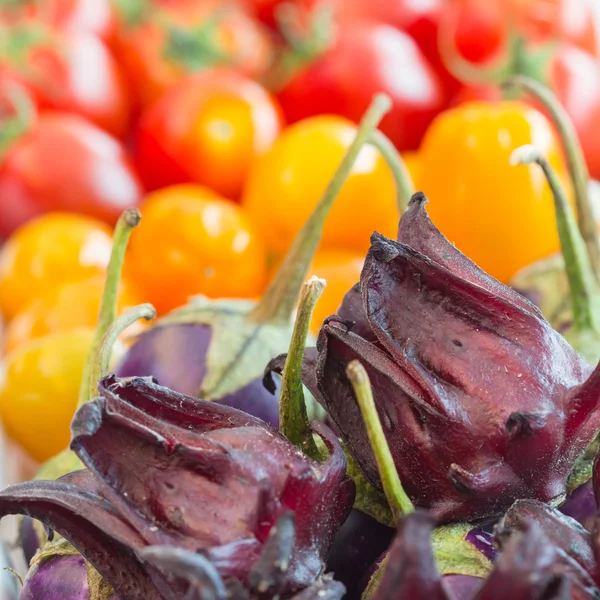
(307, 192, 600, 523)
(326, 509, 394, 600)
(365, 508, 599, 600)
(21, 554, 122, 600)
(0, 375, 354, 600)
(115, 324, 281, 426)
(561, 481, 597, 531)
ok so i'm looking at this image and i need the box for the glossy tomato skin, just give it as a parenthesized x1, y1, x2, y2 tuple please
(115, 0, 273, 109)
(417, 101, 571, 283)
(0, 212, 113, 320)
(126, 184, 267, 315)
(277, 22, 446, 151)
(134, 69, 282, 200)
(0, 113, 143, 237)
(0, 29, 131, 137)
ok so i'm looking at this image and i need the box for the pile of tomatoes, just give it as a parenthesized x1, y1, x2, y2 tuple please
(0, 0, 598, 461)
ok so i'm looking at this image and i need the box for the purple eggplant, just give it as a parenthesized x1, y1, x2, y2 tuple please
(20, 553, 122, 600)
(326, 509, 394, 600)
(114, 95, 395, 427)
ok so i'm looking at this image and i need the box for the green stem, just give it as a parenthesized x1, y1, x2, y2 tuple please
(250, 93, 392, 326)
(77, 208, 141, 409)
(369, 130, 415, 215)
(504, 75, 599, 277)
(279, 276, 325, 458)
(89, 304, 156, 402)
(510, 145, 600, 334)
(346, 360, 414, 522)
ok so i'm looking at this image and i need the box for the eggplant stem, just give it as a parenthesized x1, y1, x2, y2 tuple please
(346, 360, 414, 522)
(77, 208, 141, 409)
(368, 130, 415, 215)
(250, 93, 392, 326)
(279, 277, 325, 457)
(510, 145, 600, 337)
(504, 75, 600, 277)
(89, 304, 156, 402)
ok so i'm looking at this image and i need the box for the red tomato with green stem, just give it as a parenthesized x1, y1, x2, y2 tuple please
(0, 107, 143, 237)
(277, 21, 446, 151)
(114, 0, 273, 109)
(134, 69, 282, 200)
(0, 22, 131, 136)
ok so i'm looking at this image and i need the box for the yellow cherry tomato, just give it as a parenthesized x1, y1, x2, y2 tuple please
(126, 184, 268, 315)
(416, 101, 571, 283)
(242, 115, 399, 256)
(3, 275, 142, 354)
(309, 249, 365, 335)
(0, 329, 94, 462)
(0, 213, 113, 320)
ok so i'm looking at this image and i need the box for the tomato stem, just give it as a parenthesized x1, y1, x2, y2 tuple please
(369, 130, 415, 215)
(279, 276, 325, 458)
(511, 144, 600, 362)
(504, 75, 600, 277)
(250, 93, 392, 326)
(77, 208, 142, 409)
(346, 360, 414, 522)
(90, 304, 156, 403)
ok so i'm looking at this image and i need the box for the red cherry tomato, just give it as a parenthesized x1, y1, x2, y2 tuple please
(115, 0, 273, 109)
(0, 24, 131, 137)
(277, 22, 446, 151)
(237, 0, 317, 27)
(0, 0, 116, 41)
(0, 112, 143, 237)
(134, 69, 282, 200)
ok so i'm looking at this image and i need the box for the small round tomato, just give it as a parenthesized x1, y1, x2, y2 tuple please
(134, 69, 282, 200)
(416, 101, 571, 283)
(0, 112, 143, 237)
(239, 0, 318, 27)
(309, 249, 364, 334)
(115, 0, 273, 109)
(0, 213, 113, 320)
(277, 22, 446, 151)
(0, 24, 131, 137)
(0, 328, 127, 461)
(3, 274, 142, 353)
(242, 115, 398, 256)
(0, 328, 93, 461)
(126, 184, 267, 315)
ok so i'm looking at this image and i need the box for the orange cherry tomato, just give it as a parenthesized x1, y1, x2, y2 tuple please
(416, 101, 571, 283)
(242, 115, 399, 256)
(126, 184, 267, 315)
(134, 69, 282, 200)
(3, 274, 142, 353)
(0, 328, 92, 461)
(309, 249, 365, 334)
(0, 213, 113, 320)
(0, 328, 127, 462)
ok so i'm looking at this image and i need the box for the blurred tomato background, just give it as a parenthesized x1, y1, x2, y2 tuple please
(0, 0, 598, 465)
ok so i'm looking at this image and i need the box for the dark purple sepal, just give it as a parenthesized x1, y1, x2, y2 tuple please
(313, 194, 600, 523)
